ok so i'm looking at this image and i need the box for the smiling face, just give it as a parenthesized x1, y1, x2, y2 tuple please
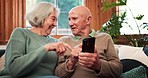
(41, 11, 58, 35)
(68, 6, 92, 36)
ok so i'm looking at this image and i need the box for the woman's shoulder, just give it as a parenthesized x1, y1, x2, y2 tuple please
(47, 35, 58, 42)
(10, 27, 29, 38)
(12, 27, 27, 33)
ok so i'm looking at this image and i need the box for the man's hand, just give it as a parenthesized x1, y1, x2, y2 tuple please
(66, 44, 82, 70)
(78, 47, 101, 70)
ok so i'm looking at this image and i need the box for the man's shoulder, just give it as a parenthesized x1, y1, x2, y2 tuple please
(95, 32, 111, 37)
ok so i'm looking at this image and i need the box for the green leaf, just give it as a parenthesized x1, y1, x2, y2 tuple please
(101, 0, 127, 12)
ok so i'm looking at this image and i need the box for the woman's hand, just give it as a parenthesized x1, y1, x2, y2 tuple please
(44, 42, 72, 56)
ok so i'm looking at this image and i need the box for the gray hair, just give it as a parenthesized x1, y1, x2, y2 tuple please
(26, 2, 60, 27)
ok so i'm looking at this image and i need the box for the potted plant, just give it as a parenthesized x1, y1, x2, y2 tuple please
(99, 12, 126, 43)
(99, 0, 148, 47)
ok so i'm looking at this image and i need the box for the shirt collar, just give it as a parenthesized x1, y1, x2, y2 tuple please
(73, 29, 95, 41)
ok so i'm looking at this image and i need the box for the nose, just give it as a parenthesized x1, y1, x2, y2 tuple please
(53, 21, 57, 26)
(69, 20, 73, 26)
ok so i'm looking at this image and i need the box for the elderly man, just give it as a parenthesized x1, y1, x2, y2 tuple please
(55, 6, 123, 78)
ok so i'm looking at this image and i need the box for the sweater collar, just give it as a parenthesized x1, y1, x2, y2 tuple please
(73, 29, 95, 41)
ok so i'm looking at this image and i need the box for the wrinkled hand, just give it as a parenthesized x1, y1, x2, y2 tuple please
(66, 44, 82, 70)
(78, 47, 101, 70)
(44, 42, 72, 56)
(70, 44, 82, 64)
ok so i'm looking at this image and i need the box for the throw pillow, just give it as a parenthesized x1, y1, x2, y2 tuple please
(118, 45, 148, 67)
(120, 66, 147, 78)
(120, 59, 148, 74)
(143, 47, 148, 56)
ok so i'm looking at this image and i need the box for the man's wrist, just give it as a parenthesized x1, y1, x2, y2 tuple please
(66, 59, 75, 70)
(94, 58, 101, 73)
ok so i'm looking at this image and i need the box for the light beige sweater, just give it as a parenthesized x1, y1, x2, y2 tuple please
(55, 32, 123, 78)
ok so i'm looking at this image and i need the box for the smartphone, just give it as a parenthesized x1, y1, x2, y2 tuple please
(82, 37, 96, 53)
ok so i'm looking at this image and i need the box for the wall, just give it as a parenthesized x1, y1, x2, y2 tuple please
(84, 0, 116, 31)
(0, 0, 115, 45)
(0, 0, 26, 45)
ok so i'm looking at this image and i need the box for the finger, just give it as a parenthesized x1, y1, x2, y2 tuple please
(58, 51, 65, 56)
(78, 58, 85, 64)
(74, 43, 82, 48)
(79, 43, 82, 48)
(60, 43, 66, 52)
(79, 53, 90, 57)
(78, 55, 87, 61)
(57, 43, 66, 54)
(63, 43, 73, 51)
(94, 45, 97, 53)
(78, 60, 92, 67)
(78, 61, 85, 66)
(56, 45, 60, 52)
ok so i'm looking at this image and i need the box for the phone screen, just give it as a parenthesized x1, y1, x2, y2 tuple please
(82, 37, 95, 53)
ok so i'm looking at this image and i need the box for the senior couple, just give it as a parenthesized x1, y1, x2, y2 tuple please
(0, 2, 122, 78)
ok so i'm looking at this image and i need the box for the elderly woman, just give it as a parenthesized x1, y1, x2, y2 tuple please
(0, 2, 71, 78)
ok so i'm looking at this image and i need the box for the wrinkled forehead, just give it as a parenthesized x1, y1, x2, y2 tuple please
(68, 11, 79, 16)
(68, 11, 79, 17)
(68, 9, 85, 19)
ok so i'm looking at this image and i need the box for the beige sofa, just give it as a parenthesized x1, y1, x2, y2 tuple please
(0, 54, 5, 70)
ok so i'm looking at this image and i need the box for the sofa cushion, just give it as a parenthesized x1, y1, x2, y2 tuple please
(0, 49, 5, 57)
(121, 59, 148, 76)
(118, 45, 148, 67)
(120, 66, 147, 78)
(116, 45, 148, 77)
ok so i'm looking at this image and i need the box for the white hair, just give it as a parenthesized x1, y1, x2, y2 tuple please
(26, 2, 60, 27)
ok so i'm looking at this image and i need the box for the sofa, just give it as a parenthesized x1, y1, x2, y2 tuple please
(115, 45, 148, 78)
(0, 45, 148, 78)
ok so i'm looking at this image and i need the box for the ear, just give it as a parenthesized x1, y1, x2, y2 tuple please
(86, 16, 91, 24)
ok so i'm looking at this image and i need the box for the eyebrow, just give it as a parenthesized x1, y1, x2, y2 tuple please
(51, 16, 57, 20)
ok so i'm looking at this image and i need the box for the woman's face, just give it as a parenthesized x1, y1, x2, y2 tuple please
(42, 11, 58, 35)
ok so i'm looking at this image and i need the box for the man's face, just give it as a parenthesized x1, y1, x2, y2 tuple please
(68, 11, 87, 36)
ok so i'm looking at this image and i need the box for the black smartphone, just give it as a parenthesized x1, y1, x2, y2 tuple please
(82, 37, 96, 53)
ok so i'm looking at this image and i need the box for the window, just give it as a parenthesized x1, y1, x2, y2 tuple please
(119, 0, 148, 35)
(26, 0, 83, 35)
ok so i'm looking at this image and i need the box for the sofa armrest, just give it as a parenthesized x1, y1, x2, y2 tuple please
(0, 54, 5, 70)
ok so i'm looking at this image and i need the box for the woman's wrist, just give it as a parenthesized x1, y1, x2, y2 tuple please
(44, 45, 50, 52)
